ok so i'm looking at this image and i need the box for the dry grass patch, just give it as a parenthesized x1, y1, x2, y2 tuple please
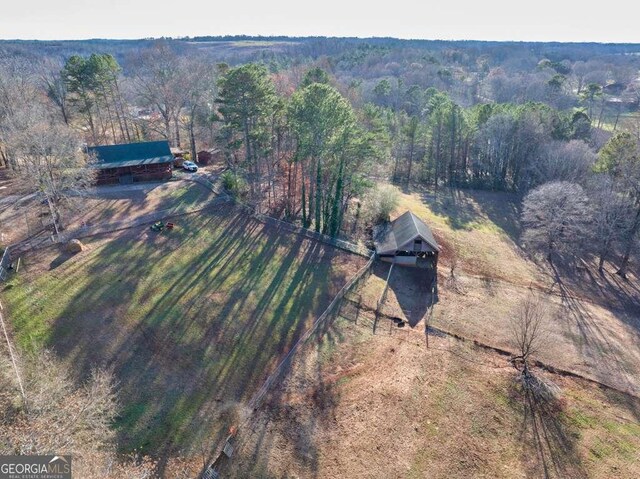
(396, 187, 543, 285)
(229, 316, 640, 479)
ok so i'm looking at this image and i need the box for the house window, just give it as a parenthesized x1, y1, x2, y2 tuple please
(413, 239, 422, 251)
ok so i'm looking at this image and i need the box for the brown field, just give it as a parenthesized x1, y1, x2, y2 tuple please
(368, 187, 640, 396)
(3, 181, 639, 477)
(227, 316, 640, 479)
(225, 185, 640, 478)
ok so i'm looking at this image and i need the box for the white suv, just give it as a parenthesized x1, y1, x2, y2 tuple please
(182, 161, 198, 172)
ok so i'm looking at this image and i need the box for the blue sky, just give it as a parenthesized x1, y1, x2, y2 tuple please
(1, 0, 638, 42)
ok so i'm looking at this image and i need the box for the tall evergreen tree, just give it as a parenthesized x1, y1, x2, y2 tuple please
(216, 63, 277, 201)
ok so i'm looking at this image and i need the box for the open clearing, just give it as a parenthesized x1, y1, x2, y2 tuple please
(2, 203, 366, 454)
(228, 315, 640, 478)
(357, 187, 640, 396)
(3, 182, 639, 476)
(70, 179, 214, 227)
(225, 186, 640, 478)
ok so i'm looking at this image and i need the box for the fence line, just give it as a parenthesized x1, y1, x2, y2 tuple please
(207, 173, 371, 258)
(373, 262, 395, 333)
(8, 179, 370, 262)
(201, 253, 375, 479)
(0, 247, 11, 282)
(248, 253, 374, 411)
(0, 300, 26, 404)
(185, 174, 229, 198)
(252, 213, 372, 258)
(54, 196, 229, 244)
(7, 197, 230, 257)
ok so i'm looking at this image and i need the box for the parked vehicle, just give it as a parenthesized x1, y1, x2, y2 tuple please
(182, 161, 198, 172)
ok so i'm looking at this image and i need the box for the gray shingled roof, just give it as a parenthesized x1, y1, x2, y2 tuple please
(374, 211, 439, 255)
(88, 140, 173, 169)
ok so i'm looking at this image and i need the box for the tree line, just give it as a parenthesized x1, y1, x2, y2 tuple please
(521, 131, 640, 277)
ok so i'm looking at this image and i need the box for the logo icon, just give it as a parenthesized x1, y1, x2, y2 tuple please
(0, 455, 72, 479)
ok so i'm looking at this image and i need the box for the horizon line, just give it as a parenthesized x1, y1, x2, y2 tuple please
(2, 35, 640, 46)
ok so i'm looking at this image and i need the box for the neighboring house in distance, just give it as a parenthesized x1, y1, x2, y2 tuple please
(374, 211, 440, 269)
(88, 140, 174, 185)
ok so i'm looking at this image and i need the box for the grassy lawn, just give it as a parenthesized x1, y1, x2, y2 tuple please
(0, 179, 214, 246)
(395, 186, 542, 285)
(2, 204, 366, 454)
(229, 316, 640, 478)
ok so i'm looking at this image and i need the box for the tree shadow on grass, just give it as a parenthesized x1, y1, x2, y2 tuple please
(78, 181, 213, 226)
(550, 255, 640, 317)
(513, 379, 587, 479)
(548, 261, 640, 398)
(35, 204, 361, 473)
(225, 313, 347, 479)
(601, 386, 640, 428)
(49, 251, 74, 270)
(419, 186, 522, 241)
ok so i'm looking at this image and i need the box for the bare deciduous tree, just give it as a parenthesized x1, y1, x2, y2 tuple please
(130, 42, 187, 146)
(0, 57, 41, 169)
(41, 59, 70, 125)
(509, 294, 548, 365)
(179, 60, 217, 164)
(587, 175, 634, 273)
(0, 350, 162, 478)
(7, 119, 94, 235)
(445, 236, 465, 294)
(509, 294, 559, 401)
(521, 181, 591, 262)
(527, 140, 596, 188)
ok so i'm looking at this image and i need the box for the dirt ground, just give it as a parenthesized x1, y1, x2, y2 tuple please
(0, 178, 214, 246)
(68, 180, 214, 227)
(0, 167, 28, 197)
(359, 187, 640, 397)
(227, 316, 640, 479)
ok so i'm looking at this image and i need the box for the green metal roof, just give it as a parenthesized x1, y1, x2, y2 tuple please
(88, 141, 173, 169)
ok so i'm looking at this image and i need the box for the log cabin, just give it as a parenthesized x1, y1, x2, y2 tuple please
(88, 140, 174, 185)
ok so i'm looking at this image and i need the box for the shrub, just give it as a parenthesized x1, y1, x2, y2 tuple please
(221, 170, 248, 198)
(363, 184, 400, 224)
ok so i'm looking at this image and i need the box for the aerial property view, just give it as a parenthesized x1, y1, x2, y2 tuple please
(1, 2, 640, 479)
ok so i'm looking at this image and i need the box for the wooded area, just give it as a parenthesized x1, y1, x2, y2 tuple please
(1, 37, 639, 270)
